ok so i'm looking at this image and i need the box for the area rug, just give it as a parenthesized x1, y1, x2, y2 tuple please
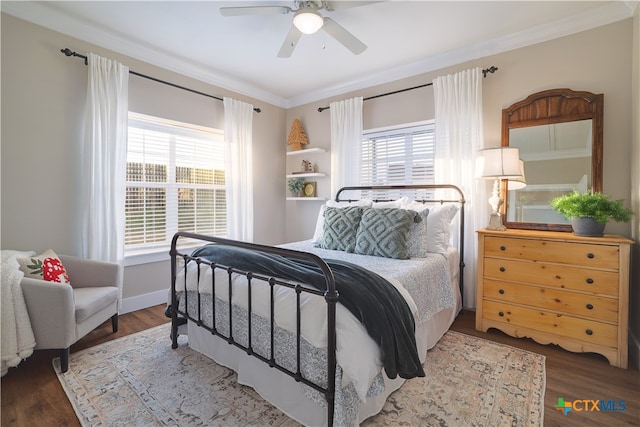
(54, 323, 545, 426)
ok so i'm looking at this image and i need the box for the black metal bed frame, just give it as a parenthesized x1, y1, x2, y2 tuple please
(169, 184, 465, 426)
(170, 233, 339, 424)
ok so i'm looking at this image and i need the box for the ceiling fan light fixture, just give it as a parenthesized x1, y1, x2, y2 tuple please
(293, 9, 324, 34)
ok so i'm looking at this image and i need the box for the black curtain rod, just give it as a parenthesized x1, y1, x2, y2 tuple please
(317, 66, 499, 112)
(60, 48, 261, 113)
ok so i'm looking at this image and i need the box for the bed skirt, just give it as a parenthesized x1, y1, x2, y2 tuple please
(187, 300, 460, 426)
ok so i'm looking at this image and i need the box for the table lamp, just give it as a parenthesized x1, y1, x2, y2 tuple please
(478, 147, 523, 230)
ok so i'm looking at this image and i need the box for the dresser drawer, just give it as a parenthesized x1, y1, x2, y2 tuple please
(484, 236, 620, 269)
(483, 279, 618, 322)
(482, 300, 617, 348)
(483, 258, 619, 296)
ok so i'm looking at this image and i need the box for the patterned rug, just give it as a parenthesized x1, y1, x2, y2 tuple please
(54, 323, 545, 426)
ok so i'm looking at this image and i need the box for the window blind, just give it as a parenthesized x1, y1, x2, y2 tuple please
(361, 121, 435, 200)
(126, 113, 225, 252)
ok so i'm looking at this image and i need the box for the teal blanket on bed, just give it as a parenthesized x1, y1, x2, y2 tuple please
(190, 244, 425, 380)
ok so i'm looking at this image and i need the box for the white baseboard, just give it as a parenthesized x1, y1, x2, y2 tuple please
(120, 289, 168, 314)
(629, 328, 640, 370)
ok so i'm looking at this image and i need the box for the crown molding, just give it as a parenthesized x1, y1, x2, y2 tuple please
(1, 1, 289, 108)
(3, 1, 635, 110)
(285, 1, 636, 107)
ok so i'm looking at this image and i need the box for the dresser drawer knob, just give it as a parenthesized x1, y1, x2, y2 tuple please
(587, 253, 595, 259)
(498, 311, 504, 317)
(586, 329, 593, 335)
(586, 304, 594, 310)
(586, 278, 594, 284)
(499, 289, 505, 294)
(500, 245, 506, 251)
(499, 267, 506, 272)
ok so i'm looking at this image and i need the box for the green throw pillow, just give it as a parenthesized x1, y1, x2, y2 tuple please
(355, 208, 421, 259)
(320, 206, 364, 252)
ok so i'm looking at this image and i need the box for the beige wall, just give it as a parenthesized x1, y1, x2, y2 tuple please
(1, 14, 286, 303)
(630, 6, 640, 369)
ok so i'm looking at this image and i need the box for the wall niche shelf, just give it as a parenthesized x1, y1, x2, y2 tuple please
(286, 172, 326, 179)
(286, 147, 326, 156)
(286, 146, 328, 200)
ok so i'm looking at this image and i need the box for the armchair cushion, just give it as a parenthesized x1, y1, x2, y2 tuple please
(17, 249, 70, 284)
(74, 287, 119, 323)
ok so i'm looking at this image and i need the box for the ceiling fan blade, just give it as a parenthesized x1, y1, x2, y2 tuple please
(322, 18, 367, 55)
(220, 6, 292, 16)
(277, 26, 303, 58)
(325, 1, 382, 11)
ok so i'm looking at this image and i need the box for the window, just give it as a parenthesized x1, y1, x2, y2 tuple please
(361, 121, 435, 199)
(125, 113, 225, 256)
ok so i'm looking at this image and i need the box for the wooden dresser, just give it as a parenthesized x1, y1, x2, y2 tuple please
(476, 228, 633, 368)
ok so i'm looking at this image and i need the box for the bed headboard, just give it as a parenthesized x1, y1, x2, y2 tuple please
(335, 184, 466, 306)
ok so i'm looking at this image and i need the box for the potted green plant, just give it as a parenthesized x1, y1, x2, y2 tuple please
(287, 178, 305, 197)
(550, 190, 633, 236)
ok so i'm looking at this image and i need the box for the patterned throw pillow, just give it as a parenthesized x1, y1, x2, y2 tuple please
(17, 249, 70, 284)
(355, 208, 420, 259)
(320, 206, 364, 252)
(401, 199, 459, 254)
(311, 199, 373, 244)
(408, 208, 430, 258)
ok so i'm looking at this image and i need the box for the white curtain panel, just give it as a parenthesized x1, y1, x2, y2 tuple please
(433, 67, 488, 309)
(81, 53, 129, 275)
(330, 97, 363, 198)
(223, 97, 254, 242)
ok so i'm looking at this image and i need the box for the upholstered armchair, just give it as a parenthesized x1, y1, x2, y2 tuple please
(20, 254, 121, 372)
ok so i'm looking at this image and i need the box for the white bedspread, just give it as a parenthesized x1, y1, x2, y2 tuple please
(176, 241, 456, 400)
(283, 240, 458, 323)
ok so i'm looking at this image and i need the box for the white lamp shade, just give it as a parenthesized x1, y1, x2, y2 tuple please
(477, 147, 522, 180)
(293, 10, 324, 34)
(508, 159, 527, 190)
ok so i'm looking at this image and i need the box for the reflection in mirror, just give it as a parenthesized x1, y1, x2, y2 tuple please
(500, 88, 603, 231)
(506, 120, 592, 224)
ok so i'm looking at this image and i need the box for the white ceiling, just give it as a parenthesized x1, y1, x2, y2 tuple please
(3, 1, 637, 108)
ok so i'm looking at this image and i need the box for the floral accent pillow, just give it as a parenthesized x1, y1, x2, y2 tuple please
(17, 249, 70, 284)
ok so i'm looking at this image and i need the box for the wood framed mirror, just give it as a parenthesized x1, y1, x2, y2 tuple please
(500, 88, 603, 231)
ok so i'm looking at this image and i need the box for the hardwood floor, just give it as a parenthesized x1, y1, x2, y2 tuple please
(453, 311, 640, 427)
(2, 306, 638, 426)
(1, 305, 169, 427)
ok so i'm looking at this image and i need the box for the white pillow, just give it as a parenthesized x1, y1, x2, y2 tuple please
(311, 199, 373, 244)
(371, 199, 403, 209)
(401, 199, 459, 254)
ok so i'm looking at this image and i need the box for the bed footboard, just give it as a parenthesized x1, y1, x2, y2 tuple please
(169, 231, 338, 426)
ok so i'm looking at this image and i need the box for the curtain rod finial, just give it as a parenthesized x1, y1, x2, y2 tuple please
(61, 48, 88, 64)
(482, 66, 498, 78)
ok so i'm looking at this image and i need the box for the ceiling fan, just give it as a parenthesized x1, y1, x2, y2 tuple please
(220, 1, 372, 58)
